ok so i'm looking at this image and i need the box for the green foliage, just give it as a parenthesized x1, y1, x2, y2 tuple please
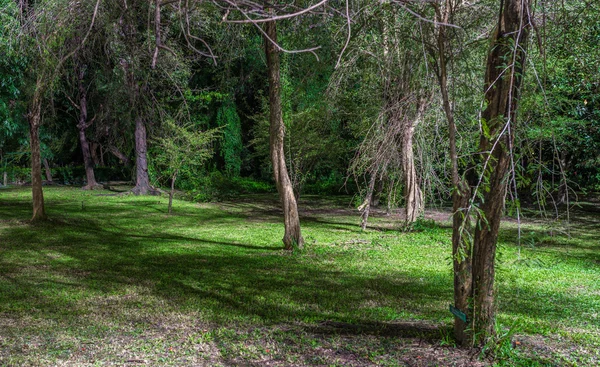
(0, 0, 26, 152)
(188, 172, 275, 202)
(518, 1, 600, 195)
(216, 100, 243, 177)
(405, 217, 440, 232)
(152, 118, 218, 189)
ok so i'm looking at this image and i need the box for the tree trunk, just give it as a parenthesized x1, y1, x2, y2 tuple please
(90, 142, 101, 166)
(386, 177, 396, 215)
(168, 171, 177, 215)
(434, 0, 474, 346)
(131, 116, 152, 195)
(402, 120, 424, 224)
(43, 158, 53, 182)
(108, 146, 131, 165)
(470, 0, 531, 345)
(359, 174, 377, 230)
(77, 63, 100, 190)
(29, 82, 47, 221)
(265, 20, 304, 250)
(401, 95, 428, 225)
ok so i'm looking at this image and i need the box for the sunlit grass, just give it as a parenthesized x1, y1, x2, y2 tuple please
(0, 186, 598, 366)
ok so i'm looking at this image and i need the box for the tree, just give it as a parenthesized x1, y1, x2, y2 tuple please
(265, 20, 304, 250)
(442, 0, 532, 345)
(15, 0, 101, 220)
(19, 1, 65, 219)
(74, 60, 101, 190)
(153, 119, 217, 214)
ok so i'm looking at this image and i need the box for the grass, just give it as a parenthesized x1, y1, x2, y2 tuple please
(0, 186, 598, 366)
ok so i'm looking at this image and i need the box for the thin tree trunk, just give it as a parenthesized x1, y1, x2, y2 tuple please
(359, 174, 377, 230)
(29, 81, 46, 221)
(3, 171, 7, 186)
(108, 146, 131, 165)
(43, 158, 53, 182)
(77, 63, 99, 190)
(434, 0, 473, 346)
(265, 20, 304, 250)
(90, 142, 101, 166)
(100, 145, 105, 166)
(372, 179, 383, 207)
(471, 0, 531, 345)
(131, 116, 152, 195)
(386, 177, 396, 215)
(168, 170, 177, 215)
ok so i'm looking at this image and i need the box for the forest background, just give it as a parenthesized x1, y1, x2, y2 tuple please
(1, 0, 599, 363)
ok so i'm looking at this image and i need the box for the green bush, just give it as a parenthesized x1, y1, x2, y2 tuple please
(1, 165, 130, 186)
(302, 171, 357, 196)
(188, 173, 275, 202)
(1, 166, 29, 184)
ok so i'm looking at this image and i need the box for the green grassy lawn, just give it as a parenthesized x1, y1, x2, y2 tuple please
(0, 186, 598, 366)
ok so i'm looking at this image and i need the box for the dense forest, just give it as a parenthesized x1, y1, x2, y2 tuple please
(1, 0, 599, 365)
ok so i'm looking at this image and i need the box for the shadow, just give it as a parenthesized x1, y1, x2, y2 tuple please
(1, 188, 597, 366)
(305, 320, 446, 340)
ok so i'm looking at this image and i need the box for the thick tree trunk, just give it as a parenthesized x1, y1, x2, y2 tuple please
(43, 158, 53, 182)
(77, 64, 100, 190)
(265, 20, 304, 250)
(131, 116, 152, 195)
(29, 84, 46, 221)
(451, 182, 472, 345)
(402, 122, 423, 224)
(402, 97, 427, 225)
(470, 0, 531, 345)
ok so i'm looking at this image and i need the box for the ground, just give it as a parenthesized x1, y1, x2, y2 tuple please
(0, 186, 598, 366)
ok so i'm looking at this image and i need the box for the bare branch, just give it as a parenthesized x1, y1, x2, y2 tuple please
(223, 0, 329, 23)
(334, 0, 351, 69)
(392, 1, 462, 29)
(230, 1, 321, 60)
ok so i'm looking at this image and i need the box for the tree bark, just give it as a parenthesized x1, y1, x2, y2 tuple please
(168, 170, 177, 215)
(77, 63, 100, 190)
(43, 158, 53, 182)
(131, 116, 152, 195)
(90, 142, 101, 166)
(471, 0, 531, 345)
(402, 100, 426, 224)
(434, 0, 473, 346)
(359, 174, 377, 230)
(29, 81, 47, 221)
(108, 146, 131, 165)
(265, 20, 304, 250)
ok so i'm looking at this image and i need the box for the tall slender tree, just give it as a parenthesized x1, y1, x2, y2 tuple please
(265, 20, 304, 250)
(75, 60, 101, 190)
(17, 0, 101, 220)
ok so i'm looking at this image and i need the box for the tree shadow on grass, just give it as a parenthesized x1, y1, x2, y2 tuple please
(2, 190, 597, 365)
(0, 206, 452, 321)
